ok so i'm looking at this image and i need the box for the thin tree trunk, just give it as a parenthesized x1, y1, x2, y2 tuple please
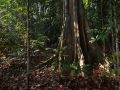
(112, 0, 119, 74)
(26, 0, 30, 89)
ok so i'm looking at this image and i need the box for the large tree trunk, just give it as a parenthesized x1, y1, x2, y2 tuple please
(59, 0, 89, 75)
(76, 0, 89, 64)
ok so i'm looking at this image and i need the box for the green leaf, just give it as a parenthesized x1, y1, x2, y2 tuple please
(70, 64, 78, 70)
(83, 0, 89, 9)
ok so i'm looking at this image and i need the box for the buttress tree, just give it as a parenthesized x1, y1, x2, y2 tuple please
(59, 0, 89, 75)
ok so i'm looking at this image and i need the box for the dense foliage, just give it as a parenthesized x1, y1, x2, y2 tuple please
(0, 0, 120, 89)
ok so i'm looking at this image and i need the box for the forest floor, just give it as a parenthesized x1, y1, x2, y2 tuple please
(0, 56, 120, 90)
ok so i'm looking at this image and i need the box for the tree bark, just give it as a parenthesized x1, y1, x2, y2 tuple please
(59, 0, 89, 75)
(112, 0, 119, 74)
